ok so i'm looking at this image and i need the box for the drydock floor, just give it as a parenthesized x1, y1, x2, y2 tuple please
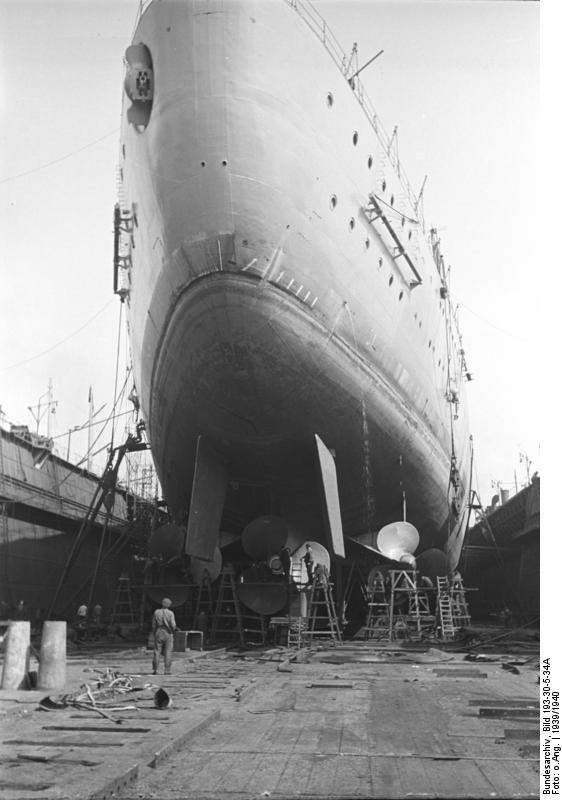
(0, 640, 540, 799)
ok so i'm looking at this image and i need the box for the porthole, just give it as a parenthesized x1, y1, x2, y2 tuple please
(122, 144, 126, 158)
(365, 239, 370, 250)
(367, 155, 373, 169)
(414, 312, 418, 320)
(408, 230, 412, 240)
(330, 194, 338, 209)
(399, 291, 404, 301)
(428, 340, 432, 349)
(201, 161, 206, 167)
(222, 160, 228, 166)
(378, 257, 383, 269)
(382, 179, 387, 192)
(327, 92, 334, 107)
(349, 217, 355, 231)
(390, 195, 395, 206)
(352, 131, 359, 146)
(401, 216, 405, 228)
(389, 275, 394, 286)
(419, 321, 422, 329)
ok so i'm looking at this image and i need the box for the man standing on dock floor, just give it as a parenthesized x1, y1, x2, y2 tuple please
(152, 597, 176, 675)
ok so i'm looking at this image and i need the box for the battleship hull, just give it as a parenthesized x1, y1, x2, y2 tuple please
(118, 0, 471, 569)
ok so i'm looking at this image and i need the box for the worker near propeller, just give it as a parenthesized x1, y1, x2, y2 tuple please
(152, 597, 177, 675)
(302, 543, 314, 585)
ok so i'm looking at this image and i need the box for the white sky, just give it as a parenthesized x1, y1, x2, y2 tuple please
(0, 0, 541, 503)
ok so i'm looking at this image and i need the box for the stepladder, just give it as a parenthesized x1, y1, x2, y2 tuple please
(436, 576, 456, 639)
(450, 575, 471, 628)
(210, 565, 244, 645)
(305, 567, 342, 645)
(110, 573, 137, 628)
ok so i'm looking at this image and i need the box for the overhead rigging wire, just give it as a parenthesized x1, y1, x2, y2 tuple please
(0, 129, 119, 185)
(0, 300, 115, 372)
(454, 299, 527, 343)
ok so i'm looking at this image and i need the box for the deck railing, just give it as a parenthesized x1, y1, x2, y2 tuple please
(284, 0, 425, 229)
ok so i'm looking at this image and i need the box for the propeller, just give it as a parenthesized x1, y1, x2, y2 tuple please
(236, 515, 290, 615)
(237, 565, 288, 615)
(241, 515, 288, 561)
(376, 521, 419, 565)
(145, 565, 189, 608)
(147, 523, 185, 559)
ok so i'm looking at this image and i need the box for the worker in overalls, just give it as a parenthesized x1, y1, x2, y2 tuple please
(303, 543, 314, 585)
(151, 597, 177, 675)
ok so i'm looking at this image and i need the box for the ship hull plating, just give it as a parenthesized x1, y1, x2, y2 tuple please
(119, 0, 470, 568)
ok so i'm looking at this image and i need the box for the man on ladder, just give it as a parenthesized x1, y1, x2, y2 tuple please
(302, 543, 315, 586)
(152, 597, 177, 675)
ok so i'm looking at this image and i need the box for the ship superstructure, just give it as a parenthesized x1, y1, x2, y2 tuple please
(116, 0, 471, 573)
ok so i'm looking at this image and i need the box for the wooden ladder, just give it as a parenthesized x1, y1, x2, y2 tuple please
(305, 568, 342, 646)
(210, 565, 244, 646)
(287, 583, 306, 650)
(450, 575, 471, 628)
(193, 572, 214, 632)
(436, 577, 456, 639)
(109, 573, 137, 627)
(241, 609, 267, 645)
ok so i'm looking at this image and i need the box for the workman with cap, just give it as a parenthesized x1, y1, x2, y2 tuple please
(151, 597, 177, 675)
(302, 543, 314, 586)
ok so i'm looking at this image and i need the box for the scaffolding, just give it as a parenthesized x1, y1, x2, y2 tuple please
(364, 571, 390, 640)
(363, 570, 437, 641)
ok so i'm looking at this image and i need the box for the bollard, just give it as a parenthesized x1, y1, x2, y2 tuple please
(37, 621, 66, 691)
(1, 621, 30, 690)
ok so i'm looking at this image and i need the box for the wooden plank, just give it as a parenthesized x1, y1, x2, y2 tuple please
(306, 682, 354, 689)
(433, 670, 487, 678)
(5, 739, 124, 747)
(478, 708, 538, 719)
(42, 724, 150, 733)
(2, 781, 55, 791)
(468, 698, 538, 708)
(16, 752, 102, 766)
(504, 728, 539, 740)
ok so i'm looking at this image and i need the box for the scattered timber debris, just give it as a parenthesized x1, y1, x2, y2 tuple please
(37, 667, 158, 722)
